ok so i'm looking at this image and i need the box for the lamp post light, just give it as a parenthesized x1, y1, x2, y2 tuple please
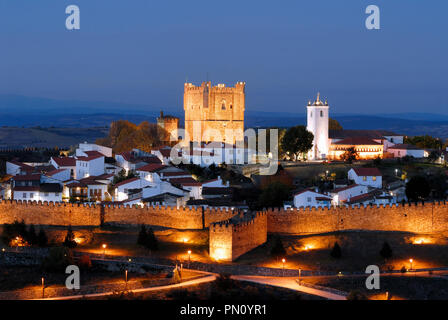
(409, 259, 413, 271)
(102, 244, 107, 256)
(395, 169, 398, 177)
(187, 250, 191, 268)
(125, 269, 128, 290)
(41, 277, 45, 299)
(282, 258, 286, 276)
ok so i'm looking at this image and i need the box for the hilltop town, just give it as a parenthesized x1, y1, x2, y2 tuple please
(1, 82, 448, 300)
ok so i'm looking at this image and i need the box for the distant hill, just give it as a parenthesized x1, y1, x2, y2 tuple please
(1, 95, 448, 145)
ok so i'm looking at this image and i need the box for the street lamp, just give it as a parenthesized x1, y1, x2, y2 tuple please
(282, 258, 286, 276)
(409, 258, 413, 270)
(187, 250, 192, 268)
(102, 244, 107, 255)
(125, 269, 128, 290)
(41, 277, 45, 299)
(395, 169, 398, 177)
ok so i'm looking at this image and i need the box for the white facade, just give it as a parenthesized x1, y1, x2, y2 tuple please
(348, 168, 382, 189)
(76, 156, 105, 179)
(293, 190, 332, 208)
(114, 178, 152, 201)
(388, 146, 428, 158)
(331, 184, 369, 205)
(76, 142, 112, 158)
(307, 93, 329, 160)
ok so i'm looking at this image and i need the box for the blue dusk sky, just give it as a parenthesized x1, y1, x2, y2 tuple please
(0, 0, 447, 115)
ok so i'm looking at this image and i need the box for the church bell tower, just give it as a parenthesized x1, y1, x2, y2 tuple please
(306, 92, 329, 160)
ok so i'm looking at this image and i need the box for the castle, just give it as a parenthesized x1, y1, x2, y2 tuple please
(183, 81, 245, 144)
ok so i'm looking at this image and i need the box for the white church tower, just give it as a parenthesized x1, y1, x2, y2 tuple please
(306, 92, 329, 160)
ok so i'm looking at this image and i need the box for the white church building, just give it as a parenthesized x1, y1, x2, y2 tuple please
(305, 93, 412, 161)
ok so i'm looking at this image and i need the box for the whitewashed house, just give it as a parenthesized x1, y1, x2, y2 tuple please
(348, 168, 382, 189)
(331, 184, 369, 205)
(6, 160, 33, 176)
(113, 177, 152, 201)
(76, 142, 112, 158)
(293, 189, 332, 208)
(50, 157, 76, 178)
(43, 168, 71, 182)
(169, 177, 203, 199)
(388, 144, 429, 158)
(76, 154, 105, 179)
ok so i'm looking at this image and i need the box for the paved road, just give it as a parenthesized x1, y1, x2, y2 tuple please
(231, 275, 347, 300)
(37, 274, 217, 300)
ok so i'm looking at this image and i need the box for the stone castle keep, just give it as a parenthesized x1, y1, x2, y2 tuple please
(183, 81, 245, 144)
(1, 200, 448, 261)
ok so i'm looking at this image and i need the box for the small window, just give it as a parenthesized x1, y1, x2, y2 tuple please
(30, 193, 34, 198)
(363, 176, 367, 181)
(44, 192, 49, 197)
(222, 103, 226, 110)
(307, 197, 312, 202)
(320, 110, 324, 117)
(230, 104, 233, 109)
(310, 112, 313, 118)
(55, 193, 59, 196)
(23, 193, 27, 198)
(373, 176, 377, 181)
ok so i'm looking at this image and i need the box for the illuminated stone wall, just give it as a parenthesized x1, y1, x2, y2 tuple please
(209, 212, 267, 262)
(266, 202, 448, 234)
(0, 200, 238, 230)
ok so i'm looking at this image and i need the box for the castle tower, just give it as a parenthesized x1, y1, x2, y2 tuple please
(306, 93, 329, 160)
(184, 81, 245, 144)
(157, 111, 179, 144)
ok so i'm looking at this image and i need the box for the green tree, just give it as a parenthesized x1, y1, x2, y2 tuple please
(346, 290, 368, 300)
(257, 182, 291, 208)
(330, 242, 342, 259)
(406, 176, 430, 201)
(329, 118, 343, 131)
(63, 225, 77, 248)
(280, 125, 314, 160)
(380, 241, 393, 260)
(146, 227, 158, 251)
(27, 224, 38, 246)
(137, 224, 148, 247)
(271, 237, 286, 259)
(42, 247, 74, 273)
(405, 135, 442, 150)
(341, 147, 358, 163)
(37, 228, 48, 247)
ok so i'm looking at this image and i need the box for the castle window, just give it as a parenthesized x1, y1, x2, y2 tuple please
(320, 110, 324, 117)
(230, 104, 233, 109)
(311, 112, 313, 118)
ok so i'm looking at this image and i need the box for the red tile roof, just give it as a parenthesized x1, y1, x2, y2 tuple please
(114, 177, 140, 187)
(13, 186, 40, 192)
(52, 157, 76, 167)
(332, 184, 361, 193)
(332, 137, 382, 146)
(84, 150, 106, 157)
(169, 177, 202, 187)
(352, 167, 382, 177)
(162, 171, 191, 177)
(45, 169, 68, 176)
(137, 164, 166, 173)
(76, 154, 103, 162)
(388, 144, 423, 150)
(7, 160, 33, 170)
(13, 174, 41, 181)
